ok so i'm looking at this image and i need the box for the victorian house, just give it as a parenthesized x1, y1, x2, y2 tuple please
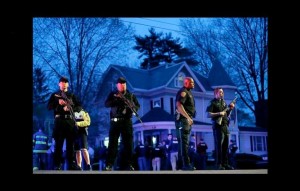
(97, 62, 268, 156)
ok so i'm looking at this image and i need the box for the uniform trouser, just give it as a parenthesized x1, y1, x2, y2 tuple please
(229, 153, 237, 168)
(33, 153, 47, 169)
(175, 118, 192, 168)
(212, 124, 230, 166)
(53, 118, 77, 169)
(198, 153, 207, 170)
(106, 119, 133, 169)
(47, 152, 54, 170)
(137, 157, 147, 171)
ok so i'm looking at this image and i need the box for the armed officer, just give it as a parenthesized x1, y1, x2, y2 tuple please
(175, 77, 196, 170)
(47, 76, 82, 170)
(104, 77, 140, 171)
(206, 88, 235, 170)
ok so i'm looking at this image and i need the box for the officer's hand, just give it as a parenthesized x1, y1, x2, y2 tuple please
(63, 106, 69, 111)
(187, 118, 193, 125)
(59, 99, 66, 106)
(220, 111, 226, 116)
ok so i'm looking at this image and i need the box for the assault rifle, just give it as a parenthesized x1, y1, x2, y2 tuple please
(216, 96, 237, 125)
(55, 91, 79, 130)
(115, 92, 143, 124)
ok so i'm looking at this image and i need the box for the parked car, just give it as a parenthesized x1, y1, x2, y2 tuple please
(234, 153, 268, 169)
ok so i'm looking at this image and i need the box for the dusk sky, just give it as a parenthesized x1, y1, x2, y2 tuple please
(120, 17, 186, 66)
(120, 17, 184, 40)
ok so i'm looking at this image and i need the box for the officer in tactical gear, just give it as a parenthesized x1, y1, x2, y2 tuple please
(206, 88, 235, 170)
(104, 77, 140, 171)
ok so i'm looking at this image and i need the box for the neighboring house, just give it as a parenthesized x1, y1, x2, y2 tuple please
(238, 126, 268, 156)
(96, 62, 268, 156)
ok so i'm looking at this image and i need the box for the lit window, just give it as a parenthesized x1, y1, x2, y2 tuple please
(175, 72, 185, 87)
(152, 136, 157, 146)
(153, 100, 161, 108)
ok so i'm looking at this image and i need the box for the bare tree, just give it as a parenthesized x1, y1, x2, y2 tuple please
(180, 18, 268, 127)
(33, 18, 136, 142)
(33, 18, 135, 107)
(180, 18, 220, 77)
(214, 18, 268, 127)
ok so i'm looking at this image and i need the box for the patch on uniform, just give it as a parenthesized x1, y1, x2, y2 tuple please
(181, 92, 186, 97)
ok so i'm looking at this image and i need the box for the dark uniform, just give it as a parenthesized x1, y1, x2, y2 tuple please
(196, 140, 208, 170)
(104, 89, 140, 170)
(47, 89, 82, 170)
(175, 87, 195, 170)
(134, 142, 147, 171)
(32, 129, 49, 170)
(206, 98, 233, 170)
(228, 141, 238, 168)
(151, 144, 164, 171)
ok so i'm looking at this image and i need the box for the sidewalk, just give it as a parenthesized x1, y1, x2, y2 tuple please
(33, 169, 267, 174)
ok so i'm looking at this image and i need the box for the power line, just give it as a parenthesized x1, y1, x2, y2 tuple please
(120, 18, 186, 36)
(140, 18, 181, 27)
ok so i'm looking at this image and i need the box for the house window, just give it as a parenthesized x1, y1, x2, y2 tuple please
(153, 99, 161, 108)
(175, 72, 185, 87)
(251, 136, 268, 152)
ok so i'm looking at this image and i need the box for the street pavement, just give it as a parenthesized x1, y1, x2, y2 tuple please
(33, 169, 267, 174)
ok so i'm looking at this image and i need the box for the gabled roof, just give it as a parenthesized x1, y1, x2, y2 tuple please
(139, 107, 174, 123)
(208, 60, 235, 87)
(148, 64, 182, 88)
(106, 60, 236, 92)
(192, 70, 213, 91)
(109, 64, 182, 90)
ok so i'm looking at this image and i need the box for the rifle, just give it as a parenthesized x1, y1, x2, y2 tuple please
(116, 92, 143, 124)
(55, 91, 79, 130)
(216, 96, 237, 125)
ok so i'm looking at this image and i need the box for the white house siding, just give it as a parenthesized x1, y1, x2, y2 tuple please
(101, 63, 267, 158)
(134, 122, 174, 144)
(239, 131, 268, 155)
(191, 125, 215, 152)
